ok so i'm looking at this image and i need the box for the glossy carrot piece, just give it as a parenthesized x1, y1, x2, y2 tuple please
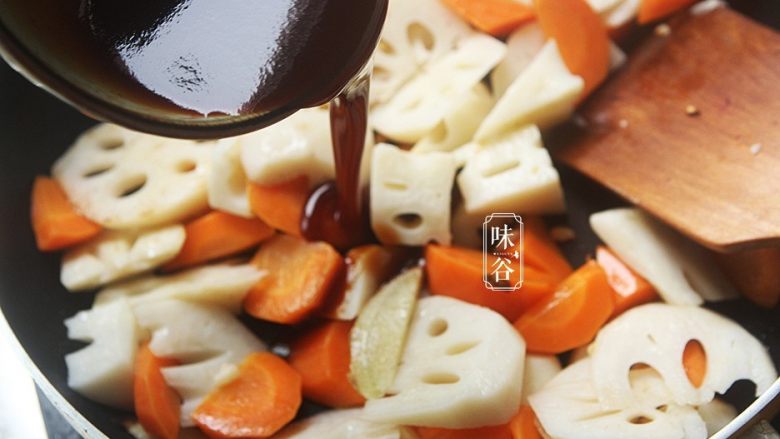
(683, 340, 707, 388)
(416, 424, 513, 439)
(30, 176, 101, 251)
(515, 217, 573, 283)
(509, 405, 543, 439)
(134, 344, 181, 439)
(426, 244, 557, 321)
(595, 246, 658, 317)
(441, 0, 535, 37)
(514, 261, 615, 354)
(289, 320, 365, 407)
(192, 353, 302, 439)
(534, 0, 611, 98)
(164, 211, 274, 270)
(247, 175, 310, 236)
(638, 0, 697, 24)
(244, 235, 344, 324)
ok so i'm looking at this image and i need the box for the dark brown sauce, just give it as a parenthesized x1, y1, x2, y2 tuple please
(78, 0, 387, 116)
(2, 0, 386, 117)
(81, 0, 386, 248)
(301, 73, 374, 249)
(3, 0, 387, 248)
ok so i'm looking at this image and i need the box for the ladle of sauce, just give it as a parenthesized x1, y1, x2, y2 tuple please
(0, 0, 388, 248)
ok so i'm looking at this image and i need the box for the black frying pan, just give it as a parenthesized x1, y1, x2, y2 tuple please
(1, 2, 779, 437)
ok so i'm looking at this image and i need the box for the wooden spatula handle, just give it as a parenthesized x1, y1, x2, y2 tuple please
(716, 247, 780, 309)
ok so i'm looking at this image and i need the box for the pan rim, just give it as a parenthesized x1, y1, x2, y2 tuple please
(712, 376, 780, 438)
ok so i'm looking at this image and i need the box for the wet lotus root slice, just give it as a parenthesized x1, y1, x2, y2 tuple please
(61, 224, 186, 292)
(52, 124, 213, 230)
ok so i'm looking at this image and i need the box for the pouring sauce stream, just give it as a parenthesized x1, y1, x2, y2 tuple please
(301, 70, 373, 249)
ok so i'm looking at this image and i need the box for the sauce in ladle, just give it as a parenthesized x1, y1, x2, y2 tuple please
(75, 0, 387, 248)
(80, 0, 387, 117)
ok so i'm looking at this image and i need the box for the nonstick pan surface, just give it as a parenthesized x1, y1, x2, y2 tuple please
(1, 3, 779, 437)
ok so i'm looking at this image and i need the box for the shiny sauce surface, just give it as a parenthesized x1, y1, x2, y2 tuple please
(80, 0, 386, 247)
(80, 0, 386, 117)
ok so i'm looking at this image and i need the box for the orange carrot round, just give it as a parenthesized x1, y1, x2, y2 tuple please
(164, 211, 274, 271)
(595, 246, 658, 317)
(509, 405, 543, 439)
(426, 244, 557, 321)
(244, 235, 345, 324)
(247, 176, 310, 237)
(416, 424, 513, 439)
(134, 343, 181, 439)
(289, 320, 365, 408)
(515, 217, 573, 283)
(514, 261, 615, 354)
(441, 0, 535, 37)
(534, 0, 610, 98)
(192, 353, 302, 439)
(638, 0, 697, 24)
(30, 176, 101, 251)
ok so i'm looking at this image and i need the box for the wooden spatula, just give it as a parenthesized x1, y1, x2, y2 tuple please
(555, 6, 780, 253)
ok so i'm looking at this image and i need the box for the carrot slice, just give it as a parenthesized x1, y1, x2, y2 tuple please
(514, 260, 615, 354)
(534, 0, 610, 98)
(441, 0, 535, 37)
(514, 217, 573, 283)
(289, 320, 365, 407)
(247, 175, 310, 236)
(244, 235, 344, 324)
(683, 339, 707, 388)
(192, 352, 302, 439)
(30, 176, 101, 251)
(638, 0, 697, 24)
(509, 405, 543, 439)
(164, 211, 275, 271)
(416, 405, 540, 439)
(416, 424, 513, 439)
(426, 244, 557, 321)
(595, 246, 658, 317)
(134, 343, 181, 439)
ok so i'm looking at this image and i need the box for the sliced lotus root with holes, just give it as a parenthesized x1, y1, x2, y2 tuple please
(372, 0, 473, 105)
(208, 140, 253, 218)
(52, 124, 213, 230)
(373, 34, 506, 144)
(590, 303, 777, 408)
(411, 83, 494, 154)
(133, 299, 266, 426)
(60, 224, 186, 292)
(276, 408, 415, 438)
(362, 296, 525, 428)
(64, 298, 141, 410)
(475, 40, 584, 142)
(529, 359, 708, 439)
(457, 125, 565, 216)
(94, 262, 265, 314)
(369, 144, 456, 246)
